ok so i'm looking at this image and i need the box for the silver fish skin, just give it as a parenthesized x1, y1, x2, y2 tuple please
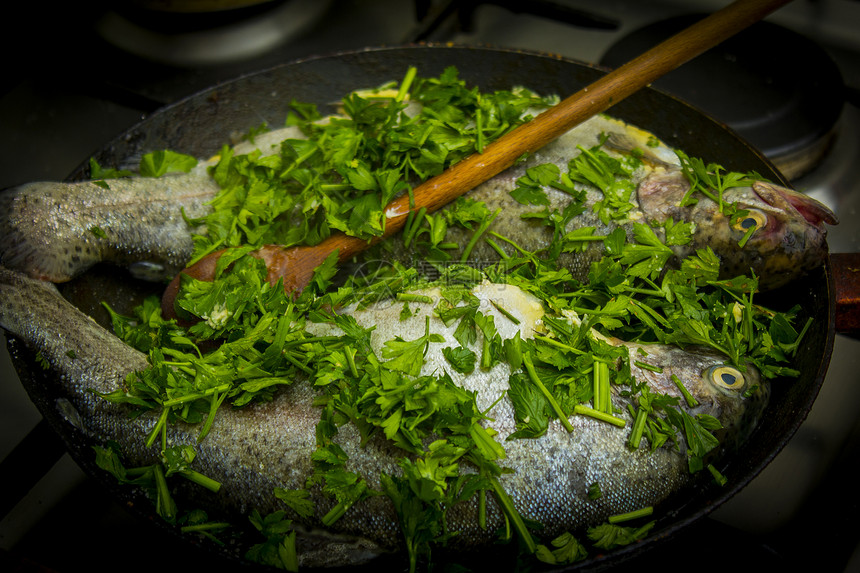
(0, 176, 216, 283)
(0, 116, 835, 292)
(0, 266, 767, 566)
(0, 126, 306, 284)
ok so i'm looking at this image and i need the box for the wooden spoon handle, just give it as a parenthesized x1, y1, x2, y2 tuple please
(162, 0, 793, 316)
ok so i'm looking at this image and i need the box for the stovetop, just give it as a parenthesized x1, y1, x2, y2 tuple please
(2, 1, 860, 571)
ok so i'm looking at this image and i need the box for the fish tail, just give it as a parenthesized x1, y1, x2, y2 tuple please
(0, 266, 147, 394)
(0, 182, 104, 282)
(0, 177, 215, 284)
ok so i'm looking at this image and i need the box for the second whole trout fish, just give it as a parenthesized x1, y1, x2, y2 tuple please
(0, 115, 836, 291)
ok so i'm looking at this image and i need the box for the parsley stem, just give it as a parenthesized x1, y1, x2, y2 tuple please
(533, 334, 585, 356)
(403, 207, 427, 248)
(397, 293, 434, 304)
(791, 318, 813, 357)
(600, 364, 611, 411)
(179, 469, 222, 492)
(565, 235, 606, 242)
(490, 300, 520, 325)
(592, 362, 612, 414)
(469, 423, 505, 460)
(475, 100, 485, 153)
(627, 408, 648, 450)
(670, 374, 699, 408)
(629, 299, 671, 328)
(322, 502, 349, 527)
(283, 351, 313, 375)
(483, 391, 506, 418)
(403, 209, 415, 242)
(283, 336, 342, 349)
(345, 346, 359, 378)
(608, 506, 653, 524)
(198, 389, 229, 442)
(571, 306, 619, 316)
(153, 464, 177, 521)
(162, 383, 232, 407)
(145, 407, 170, 449)
(707, 464, 728, 486)
(318, 183, 352, 192)
(279, 145, 318, 178)
(487, 231, 530, 256)
(180, 522, 231, 533)
(395, 66, 417, 102)
(185, 236, 225, 267)
(522, 353, 574, 433)
(745, 290, 754, 344)
(484, 238, 510, 260)
(125, 466, 151, 478)
(481, 336, 492, 370)
(573, 405, 626, 428)
(461, 208, 501, 263)
(624, 287, 663, 297)
(489, 477, 536, 554)
(165, 363, 196, 376)
(633, 361, 663, 373)
(737, 225, 756, 248)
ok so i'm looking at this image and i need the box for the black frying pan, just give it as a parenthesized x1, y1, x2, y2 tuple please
(5, 45, 836, 570)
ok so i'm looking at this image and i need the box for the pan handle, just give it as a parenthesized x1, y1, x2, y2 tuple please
(831, 253, 860, 337)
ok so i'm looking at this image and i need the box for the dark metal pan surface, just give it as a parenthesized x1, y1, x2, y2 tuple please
(6, 45, 836, 570)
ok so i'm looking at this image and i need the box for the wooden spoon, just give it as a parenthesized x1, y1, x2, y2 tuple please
(162, 0, 793, 319)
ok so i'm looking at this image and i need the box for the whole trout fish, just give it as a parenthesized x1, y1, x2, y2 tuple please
(0, 116, 836, 291)
(0, 265, 768, 567)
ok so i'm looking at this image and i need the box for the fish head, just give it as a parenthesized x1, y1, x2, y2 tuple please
(630, 343, 769, 453)
(638, 172, 837, 290)
(713, 181, 837, 289)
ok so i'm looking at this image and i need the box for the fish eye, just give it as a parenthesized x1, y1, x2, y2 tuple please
(705, 365, 746, 392)
(732, 209, 768, 233)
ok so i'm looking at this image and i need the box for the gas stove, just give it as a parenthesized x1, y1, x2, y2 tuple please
(2, 1, 859, 571)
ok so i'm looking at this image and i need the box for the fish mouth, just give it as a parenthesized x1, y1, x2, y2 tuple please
(752, 181, 839, 228)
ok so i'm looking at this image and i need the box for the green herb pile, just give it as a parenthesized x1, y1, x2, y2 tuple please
(183, 66, 558, 267)
(92, 67, 810, 572)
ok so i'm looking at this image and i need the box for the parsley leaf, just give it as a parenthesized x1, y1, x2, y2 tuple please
(569, 144, 637, 224)
(245, 510, 299, 571)
(506, 371, 550, 439)
(139, 150, 198, 177)
(536, 531, 588, 565)
(381, 316, 445, 376)
(442, 345, 477, 374)
(587, 521, 655, 549)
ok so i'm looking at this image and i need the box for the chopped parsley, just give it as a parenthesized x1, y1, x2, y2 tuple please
(90, 66, 810, 571)
(187, 66, 557, 266)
